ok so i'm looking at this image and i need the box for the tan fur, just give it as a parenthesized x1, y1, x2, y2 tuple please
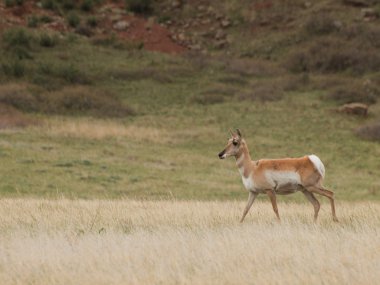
(219, 130, 338, 222)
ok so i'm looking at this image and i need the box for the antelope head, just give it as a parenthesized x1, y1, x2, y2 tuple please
(218, 129, 243, 159)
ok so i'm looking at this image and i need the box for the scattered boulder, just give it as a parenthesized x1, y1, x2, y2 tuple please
(338, 102, 369, 116)
(113, 20, 130, 31)
(214, 39, 228, 49)
(361, 8, 378, 20)
(215, 29, 225, 40)
(221, 19, 231, 28)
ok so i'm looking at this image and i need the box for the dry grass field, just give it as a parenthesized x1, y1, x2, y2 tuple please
(0, 199, 379, 285)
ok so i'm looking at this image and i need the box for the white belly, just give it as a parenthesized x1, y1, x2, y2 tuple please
(265, 171, 301, 189)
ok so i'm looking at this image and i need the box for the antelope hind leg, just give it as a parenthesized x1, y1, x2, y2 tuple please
(266, 190, 280, 221)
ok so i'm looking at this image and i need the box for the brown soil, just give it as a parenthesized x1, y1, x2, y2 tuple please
(0, 0, 186, 54)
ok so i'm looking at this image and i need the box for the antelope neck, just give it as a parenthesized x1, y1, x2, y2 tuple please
(235, 144, 252, 178)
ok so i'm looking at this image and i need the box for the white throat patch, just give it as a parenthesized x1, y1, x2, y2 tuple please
(236, 153, 245, 166)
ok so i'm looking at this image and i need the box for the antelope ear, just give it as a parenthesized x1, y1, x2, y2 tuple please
(236, 129, 242, 138)
(229, 129, 234, 137)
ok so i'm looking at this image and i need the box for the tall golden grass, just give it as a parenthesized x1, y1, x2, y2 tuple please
(0, 199, 379, 285)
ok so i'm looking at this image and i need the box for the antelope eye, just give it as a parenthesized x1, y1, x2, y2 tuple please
(232, 141, 238, 146)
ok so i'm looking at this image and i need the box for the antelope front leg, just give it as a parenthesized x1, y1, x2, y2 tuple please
(240, 191, 257, 223)
(266, 190, 280, 221)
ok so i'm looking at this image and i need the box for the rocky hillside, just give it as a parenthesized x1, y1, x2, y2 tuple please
(0, 0, 379, 140)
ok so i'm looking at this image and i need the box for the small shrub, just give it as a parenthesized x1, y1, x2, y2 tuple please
(58, 64, 90, 84)
(2, 29, 33, 62)
(39, 15, 53, 23)
(1, 60, 25, 77)
(343, 24, 380, 49)
(41, 0, 56, 10)
(4, 0, 14, 7)
(81, 0, 94, 11)
(4, 0, 24, 7)
(3, 28, 32, 48)
(327, 81, 378, 104)
(286, 37, 380, 74)
(125, 0, 153, 14)
(304, 13, 337, 36)
(224, 59, 283, 77)
(44, 86, 135, 117)
(0, 84, 37, 111)
(75, 25, 93, 37)
(39, 33, 57, 47)
(27, 15, 39, 28)
(238, 81, 284, 102)
(0, 104, 38, 129)
(356, 122, 380, 142)
(86, 16, 98, 27)
(67, 12, 80, 28)
(61, 0, 75, 10)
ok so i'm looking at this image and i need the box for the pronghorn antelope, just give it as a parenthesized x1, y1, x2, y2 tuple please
(218, 129, 338, 222)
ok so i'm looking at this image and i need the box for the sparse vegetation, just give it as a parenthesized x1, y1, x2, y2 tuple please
(304, 13, 338, 36)
(238, 81, 284, 102)
(327, 82, 378, 104)
(286, 37, 380, 74)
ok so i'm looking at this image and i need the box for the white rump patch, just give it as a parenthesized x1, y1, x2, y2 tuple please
(308, 154, 325, 178)
(265, 171, 301, 188)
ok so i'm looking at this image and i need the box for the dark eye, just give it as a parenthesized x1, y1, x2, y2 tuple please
(232, 141, 238, 146)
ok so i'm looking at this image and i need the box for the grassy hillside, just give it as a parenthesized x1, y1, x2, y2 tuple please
(0, 0, 379, 201)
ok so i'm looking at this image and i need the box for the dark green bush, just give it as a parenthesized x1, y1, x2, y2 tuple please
(304, 13, 337, 36)
(67, 12, 80, 28)
(58, 64, 90, 84)
(41, 0, 56, 10)
(61, 0, 75, 10)
(39, 33, 58, 47)
(327, 81, 379, 104)
(1, 60, 25, 78)
(0, 84, 37, 111)
(4, 0, 24, 7)
(286, 37, 380, 74)
(86, 16, 98, 27)
(27, 15, 39, 28)
(3, 28, 32, 48)
(81, 0, 94, 11)
(39, 15, 53, 23)
(125, 0, 153, 14)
